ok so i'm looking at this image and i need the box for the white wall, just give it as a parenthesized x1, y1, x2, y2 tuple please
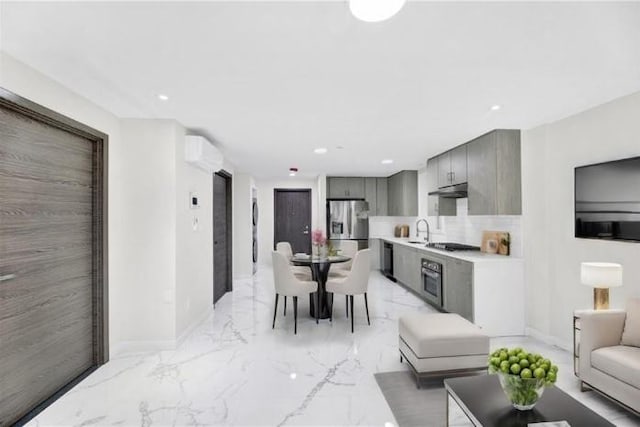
(175, 130, 214, 340)
(522, 90, 640, 349)
(0, 53, 221, 354)
(256, 177, 319, 265)
(233, 173, 255, 279)
(117, 119, 178, 346)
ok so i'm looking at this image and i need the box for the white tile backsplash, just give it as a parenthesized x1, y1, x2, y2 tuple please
(370, 199, 522, 257)
(429, 198, 522, 257)
(369, 216, 419, 238)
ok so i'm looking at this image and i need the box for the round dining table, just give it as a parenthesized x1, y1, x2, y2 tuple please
(291, 255, 351, 319)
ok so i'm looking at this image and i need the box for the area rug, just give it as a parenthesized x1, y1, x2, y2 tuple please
(374, 370, 447, 427)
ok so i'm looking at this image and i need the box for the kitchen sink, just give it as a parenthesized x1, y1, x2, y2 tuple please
(407, 240, 426, 244)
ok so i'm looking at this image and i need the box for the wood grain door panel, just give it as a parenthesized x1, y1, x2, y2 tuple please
(213, 172, 232, 305)
(0, 101, 98, 424)
(274, 189, 311, 255)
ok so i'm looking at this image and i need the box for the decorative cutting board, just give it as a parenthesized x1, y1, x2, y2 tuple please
(481, 231, 510, 255)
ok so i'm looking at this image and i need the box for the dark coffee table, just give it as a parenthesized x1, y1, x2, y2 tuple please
(444, 374, 614, 427)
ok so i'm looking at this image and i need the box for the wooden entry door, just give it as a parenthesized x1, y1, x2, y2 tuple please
(213, 171, 232, 305)
(0, 90, 107, 424)
(274, 189, 312, 254)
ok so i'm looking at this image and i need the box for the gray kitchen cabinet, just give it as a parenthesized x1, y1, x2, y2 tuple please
(365, 178, 377, 213)
(391, 244, 422, 293)
(450, 145, 468, 185)
(437, 152, 452, 188)
(443, 258, 474, 322)
(387, 170, 418, 216)
(406, 249, 423, 291)
(363, 178, 388, 216)
(467, 129, 521, 215)
(327, 177, 365, 199)
(376, 178, 388, 216)
(427, 158, 456, 216)
(327, 177, 348, 199)
(392, 244, 410, 286)
(437, 145, 468, 188)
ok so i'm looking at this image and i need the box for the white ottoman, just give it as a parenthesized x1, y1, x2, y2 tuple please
(399, 313, 489, 387)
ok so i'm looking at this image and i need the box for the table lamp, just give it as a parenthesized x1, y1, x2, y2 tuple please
(580, 262, 623, 310)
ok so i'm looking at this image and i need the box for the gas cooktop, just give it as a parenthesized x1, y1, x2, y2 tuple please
(426, 242, 481, 252)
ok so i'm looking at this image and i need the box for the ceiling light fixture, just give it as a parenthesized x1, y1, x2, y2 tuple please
(157, 94, 169, 101)
(289, 167, 298, 177)
(490, 104, 501, 111)
(381, 159, 394, 164)
(314, 147, 328, 154)
(349, 0, 407, 23)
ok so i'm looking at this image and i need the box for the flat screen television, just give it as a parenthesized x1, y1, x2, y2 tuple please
(575, 156, 640, 242)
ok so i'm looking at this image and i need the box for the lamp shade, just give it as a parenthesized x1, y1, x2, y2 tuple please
(581, 262, 623, 288)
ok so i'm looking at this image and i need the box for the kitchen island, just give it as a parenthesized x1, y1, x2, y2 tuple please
(374, 237, 524, 336)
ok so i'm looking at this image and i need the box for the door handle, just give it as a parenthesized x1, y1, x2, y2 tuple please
(0, 274, 16, 282)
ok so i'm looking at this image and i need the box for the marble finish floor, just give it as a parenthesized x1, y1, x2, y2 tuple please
(27, 268, 639, 426)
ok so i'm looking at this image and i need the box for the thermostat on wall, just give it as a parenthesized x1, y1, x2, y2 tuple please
(190, 192, 200, 209)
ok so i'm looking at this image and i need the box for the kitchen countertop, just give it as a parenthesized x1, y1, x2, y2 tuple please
(375, 237, 522, 263)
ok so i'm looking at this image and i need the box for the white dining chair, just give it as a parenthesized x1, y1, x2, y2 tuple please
(329, 240, 358, 277)
(276, 241, 313, 314)
(326, 248, 371, 333)
(272, 251, 319, 334)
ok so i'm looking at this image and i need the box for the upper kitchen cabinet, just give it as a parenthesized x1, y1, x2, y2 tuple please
(437, 145, 467, 187)
(427, 158, 456, 216)
(375, 178, 388, 216)
(364, 178, 388, 216)
(387, 170, 418, 216)
(327, 177, 365, 199)
(467, 129, 521, 215)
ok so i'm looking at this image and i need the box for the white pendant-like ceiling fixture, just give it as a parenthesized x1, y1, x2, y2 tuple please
(349, 0, 407, 23)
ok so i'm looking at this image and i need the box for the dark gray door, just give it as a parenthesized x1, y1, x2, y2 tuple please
(274, 189, 311, 254)
(0, 96, 105, 424)
(213, 172, 232, 304)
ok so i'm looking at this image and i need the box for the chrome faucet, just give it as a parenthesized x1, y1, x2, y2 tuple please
(416, 218, 430, 242)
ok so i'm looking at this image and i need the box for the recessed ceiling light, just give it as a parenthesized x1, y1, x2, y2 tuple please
(490, 104, 501, 111)
(314, 147, 328, 154)
(290, 373, 297, 380)
(349, 0, 406, 22)
(381, 159, 394, 164)
(157, 94, 169, 101)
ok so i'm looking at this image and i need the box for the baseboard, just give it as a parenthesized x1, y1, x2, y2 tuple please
(110, 307, 214, 357)
(176, 306, 214, 347)
(110, 339, 177, 357)
(525, 326, 572, 352)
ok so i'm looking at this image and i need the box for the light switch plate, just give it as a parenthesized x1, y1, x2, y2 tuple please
(190, 192, 200, 209)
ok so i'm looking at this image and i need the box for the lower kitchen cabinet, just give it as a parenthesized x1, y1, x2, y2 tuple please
(381, 239, 524, 336)
(444, 258, 473, 322)
(392, 244, 422, 293)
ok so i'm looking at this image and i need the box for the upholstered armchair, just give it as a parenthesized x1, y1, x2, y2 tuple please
(578, 301, 640, 414)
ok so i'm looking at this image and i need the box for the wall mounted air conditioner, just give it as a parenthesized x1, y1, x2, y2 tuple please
(185, 135, 224, 173)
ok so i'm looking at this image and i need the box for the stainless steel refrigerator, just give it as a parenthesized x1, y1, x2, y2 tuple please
(327, 200, 369, 249)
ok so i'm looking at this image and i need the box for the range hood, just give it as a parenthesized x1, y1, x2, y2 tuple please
(428, 183, 468, 198)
